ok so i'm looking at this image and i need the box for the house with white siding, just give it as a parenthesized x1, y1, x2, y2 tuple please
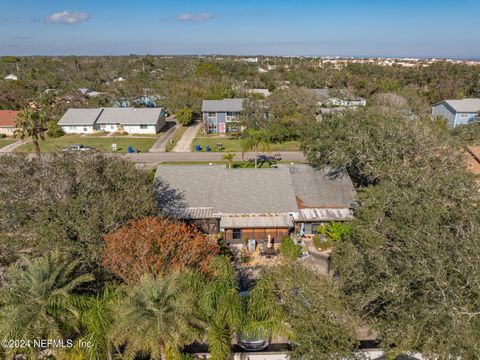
(58, 108, 165, 134)
(432, 99, 480, 127)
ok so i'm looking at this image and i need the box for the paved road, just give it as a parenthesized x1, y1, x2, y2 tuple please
(125, 151, 306, 167)
(0, 140, 27, 153)
(149, 120, 179, 153)
(171, 121, 202, 152)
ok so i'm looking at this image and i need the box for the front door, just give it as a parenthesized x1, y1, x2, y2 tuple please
(219, 122, 226, 133)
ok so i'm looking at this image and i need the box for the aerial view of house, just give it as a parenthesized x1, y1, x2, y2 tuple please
(58, 107, 166, 134)
(432, 98, 480, 127)
(202, 98, 244, 133)
(155, 164, 356, 244)
(0, 110, 19, 136)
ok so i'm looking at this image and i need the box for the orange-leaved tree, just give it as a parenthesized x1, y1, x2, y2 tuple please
(102, 216, 220, 283)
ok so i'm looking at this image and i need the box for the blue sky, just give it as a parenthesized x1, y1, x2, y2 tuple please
(0, 0, 479, 58)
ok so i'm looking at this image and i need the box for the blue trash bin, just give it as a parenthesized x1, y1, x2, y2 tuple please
(195, 144, 201, 151)
(128, 146, 133, 153)
(206, 146, 211, 152)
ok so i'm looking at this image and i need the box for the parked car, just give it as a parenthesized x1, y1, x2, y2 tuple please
(237, 331, 271, 351)
(237, 289, 271, 351)
(62, 144, 96, 152)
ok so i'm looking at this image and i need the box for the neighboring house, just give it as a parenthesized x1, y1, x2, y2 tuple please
(311, 88, 367, 108)
(432, 99, 480, 127)
(202, 98, 245, 134)
(58, 108, 103, 134)
(155, 164, 356, 244)
(0, 110, 19, 136)
(4, 74, 18, 81)
(96, 108, 165, 134)
(58, 107, 166, 134)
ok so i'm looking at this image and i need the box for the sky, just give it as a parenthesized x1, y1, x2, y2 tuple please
(0, 0, 479, 58)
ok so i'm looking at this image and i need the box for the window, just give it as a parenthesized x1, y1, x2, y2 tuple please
(460, 113, 469, 118)
(232, 229, 242, 240)
(208, 112, 216, 118)
(140, 124, 148, 129)
(83, 127, 88, 132)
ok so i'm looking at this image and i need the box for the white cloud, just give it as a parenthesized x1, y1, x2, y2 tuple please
(176, 13, 214, 23)
(46, 10, 90, 25)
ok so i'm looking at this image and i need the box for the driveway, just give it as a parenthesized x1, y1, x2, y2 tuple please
(0, 140, 27, 153)
(149, 120, 179, 153)
(171, 121, 202, 152)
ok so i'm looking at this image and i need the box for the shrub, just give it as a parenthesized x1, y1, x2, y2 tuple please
(102, 217, 221, 282)
(176, 108, 194, 126)
(47, 121, 64, 138)
(280, 237, 303, 261)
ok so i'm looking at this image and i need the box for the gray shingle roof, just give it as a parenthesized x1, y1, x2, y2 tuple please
(443, 99, 480, 113)
(96, 108, 163, 125)
(284, 165, 356, 209)
(155, 164, 356, 216)
(202, 99, 244, 112)
(155, 165, 298, 214)
(58, 108, 103, 126)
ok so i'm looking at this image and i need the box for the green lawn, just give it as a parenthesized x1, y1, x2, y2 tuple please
(191, 137, 301, 152)
(0, 138, 17, 149)
(15, 135, 157, 153)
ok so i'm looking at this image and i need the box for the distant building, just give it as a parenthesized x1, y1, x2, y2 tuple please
(202, 99, 244, 134)
(246, 89, 271, 97)
(0, 110, 19, 136)
(58, 107, 165, 134)
(155, 164, 356, 242)
(432, 99, 480, 127)
(4, 74, 18, 81)
(311, 88, 367, 108)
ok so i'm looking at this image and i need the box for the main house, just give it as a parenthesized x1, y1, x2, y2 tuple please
(0, 110, 19, 136)
(432, 99, 480, 127)
(58, 107, 166, 134)
(155, 164, 356, 244)
(202, 99, 244, 134)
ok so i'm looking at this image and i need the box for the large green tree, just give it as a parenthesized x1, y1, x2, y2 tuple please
(303, 105, 480, 357)
(251, 265, 358, 360)
(0, 152, 157, 270)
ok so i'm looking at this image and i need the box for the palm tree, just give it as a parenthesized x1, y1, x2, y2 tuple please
(77, 287, 119, 360)
(196, 257, 243, 360)
(14, 108, 48, 158)
(0, 254, 94, 358)
(110, 273, 204, 360)
(222, 153, 236, 169)
(240, 129, 271, 169)
(241, 273, 290, 342)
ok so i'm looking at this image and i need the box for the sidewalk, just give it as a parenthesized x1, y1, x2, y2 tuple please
(171, 121, 202, 152)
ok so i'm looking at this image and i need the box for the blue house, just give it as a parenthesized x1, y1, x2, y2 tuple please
(202, 99, 244, 133)
(432, 99, 480, 127)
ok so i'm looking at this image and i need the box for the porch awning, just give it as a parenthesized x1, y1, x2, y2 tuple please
(220, 213, 293, 229)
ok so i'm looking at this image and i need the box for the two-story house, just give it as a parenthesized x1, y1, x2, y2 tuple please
(432, 99, 480, 127)
(202, 99, 244, 134)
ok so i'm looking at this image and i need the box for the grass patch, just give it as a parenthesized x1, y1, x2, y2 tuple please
(313, 235, 335, 251)
(15, 135, 157, 153)
(166, 126, 188, 152)
(191, 137, 301, 152)
(0, 138, 17, 149)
